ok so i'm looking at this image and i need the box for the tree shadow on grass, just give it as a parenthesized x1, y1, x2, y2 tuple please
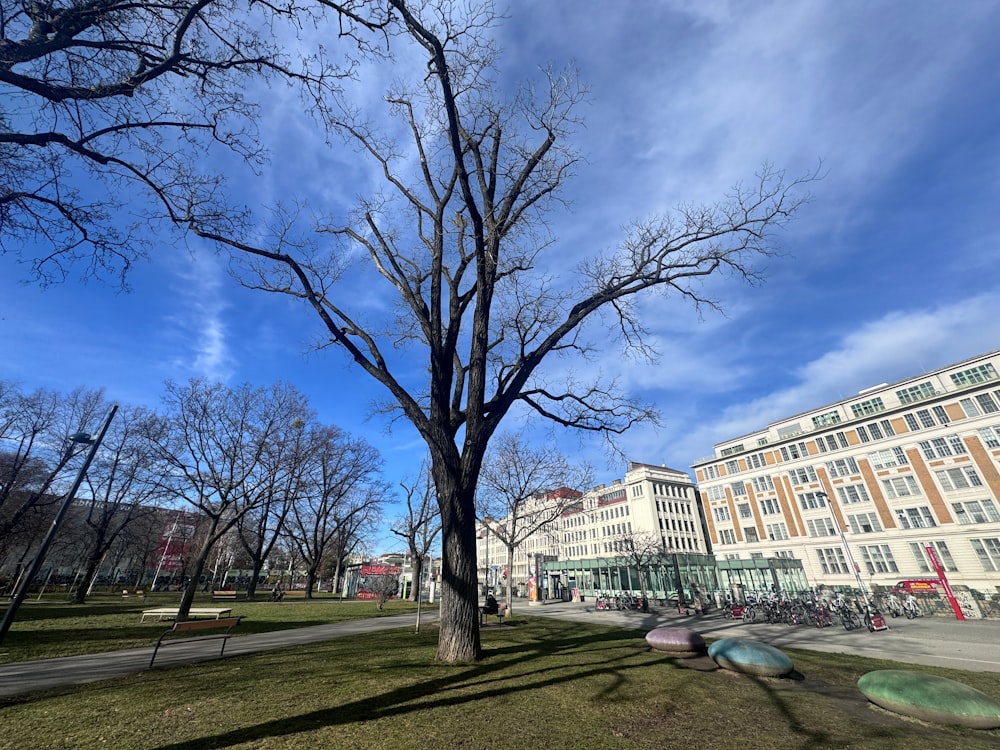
(150, 623, 660, 749)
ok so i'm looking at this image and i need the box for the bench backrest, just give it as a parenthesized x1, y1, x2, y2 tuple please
(171, 617, 241, 633)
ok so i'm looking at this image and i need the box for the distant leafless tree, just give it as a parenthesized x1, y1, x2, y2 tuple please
(391, 463, 441, 601)
(0, 383, 106, 564)
(156, 378, 312, 619)
(71, 405, 168, 602)
(478, 433, 590, 612)
(284, 425, 385, 597)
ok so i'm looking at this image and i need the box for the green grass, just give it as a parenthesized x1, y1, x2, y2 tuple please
(1, 617, 999, 749)
(0, 594, 432, 663)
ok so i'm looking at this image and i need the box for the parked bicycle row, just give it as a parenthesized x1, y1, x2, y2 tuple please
(722, 592, 920, 632)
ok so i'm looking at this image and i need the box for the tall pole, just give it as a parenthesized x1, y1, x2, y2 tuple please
(818, 491, 870, 609)
(0, 404, 118, 645)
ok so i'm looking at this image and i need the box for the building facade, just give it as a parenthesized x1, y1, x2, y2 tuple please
(477, 461, 714, 599)
(691, 350, 1000, 600)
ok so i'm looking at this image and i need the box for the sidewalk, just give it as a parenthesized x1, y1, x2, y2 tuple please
(530, 600, 1000, 673)
(2, 601, 998, 699)
(0, 611, 439, 698)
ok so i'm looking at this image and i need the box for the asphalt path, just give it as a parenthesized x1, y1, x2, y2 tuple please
(530, 600, 1000, 673)
(1, 600, 998, 699)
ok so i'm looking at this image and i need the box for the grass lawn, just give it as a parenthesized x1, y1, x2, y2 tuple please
(0, 594, 431, 663)
(1, 616, 999, 749)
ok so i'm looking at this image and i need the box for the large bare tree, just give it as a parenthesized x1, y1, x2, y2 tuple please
(189, 1, 812, 661)
(477, 433, 588, 614)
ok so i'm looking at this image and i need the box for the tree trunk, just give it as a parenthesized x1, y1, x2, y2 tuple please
(73, 553, 103, 604)
(433, 473, 481, 663)
(246, 560, 265, 601)
(304, 567, 317, 598)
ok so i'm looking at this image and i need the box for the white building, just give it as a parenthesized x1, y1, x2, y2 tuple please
(691, 349, 1000, 599)
(477, 462, 708, 597)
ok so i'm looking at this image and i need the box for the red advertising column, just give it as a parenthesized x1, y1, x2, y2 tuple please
(924, 545, 965, 621)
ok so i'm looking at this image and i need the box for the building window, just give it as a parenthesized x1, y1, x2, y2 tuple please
(930, 540, 958, 572)
(779, 442, 808, 461)
(806, 518, 836, 537)
(788, 466, 818, 485)
(817, 548, 848, 575)
(837, 484, 871, 505)
(932, 406, 950, 425)
(909, 543, 932, 573)
(743, 527, 759, 543)
(713, 506, 731, 522)
(868, 447, 908, 469)
(970, 538, 1000, 571)
(895, 506, 937, 529)
(951, 499, 1000, 525)
(848, 511, 882, 533)
(916, 409, 936, 428)
(706, 486, 726, 501)
(737, 503, 753, 519)
(950, 363, 998, 387)
(730, 481, 747, 497)
(852, 397, 886, 418)
(758, 497, 781, 516)
(857, 425, 870, 443)
(977, 426, 1000, 449)
(904, 413, 920, 432)
(719, 529, 736, 544)
(703, 465, 719, 480)
(725, 460, 739, 475)
(812, 410, 842, 428)
(935, 467, 984, 491)
(752, 475, 775, 493)
(766, 523, 789, 541)
(882, 476, 920, 499)
(826, 457, 860, 478)
(799, 492, 828, 511)
(860, 544, 899, 574)
(897, 382, 937, 404)
(976, 393, 1000, 414)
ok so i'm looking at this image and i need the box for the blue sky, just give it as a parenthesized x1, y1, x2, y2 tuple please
(3, 1, 1000, 549)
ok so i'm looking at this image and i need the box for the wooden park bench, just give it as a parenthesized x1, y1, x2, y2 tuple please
(149, 616, 241, 668)
(480, 599, 505, 626)
(212, 590, 238, 601)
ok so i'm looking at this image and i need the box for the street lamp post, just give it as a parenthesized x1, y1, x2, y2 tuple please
(816, 491, 870, 609)
(0, 404, 118, 645)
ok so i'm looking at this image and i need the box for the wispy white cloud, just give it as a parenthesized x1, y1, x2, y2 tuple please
(162, 249, 234, 382)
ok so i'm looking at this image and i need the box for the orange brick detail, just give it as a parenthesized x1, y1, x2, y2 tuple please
(858, 459, 897, 529)
(905, 447, 953, 524)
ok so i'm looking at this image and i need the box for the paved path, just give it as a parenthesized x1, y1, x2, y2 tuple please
(0, 611, 439, 698)
(2, 601, 998, 699)
(530, 600, 1000, 673)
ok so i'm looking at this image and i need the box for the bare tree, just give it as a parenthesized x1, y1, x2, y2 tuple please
(0, 384, 106, 564)
(0, 0, 389, 284)
(284, 425, 384, 597)
(391, 463, 441, 601)
(234, 417, 314, 600)
(610, 530, 664, 612)
(156, 378, 312, 619)
(186, 1, 813, 662)
(477, 433, 589, 613)
(71, 404, 167, 602)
